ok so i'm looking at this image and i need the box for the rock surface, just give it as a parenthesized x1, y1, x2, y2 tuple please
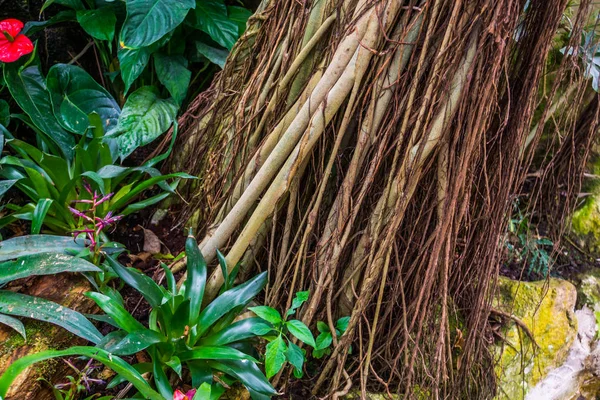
(525, 306, 596, 400)
(572, 197, 600, 252)
(0, 274, 96, 400)
(494, 277, 578, 400)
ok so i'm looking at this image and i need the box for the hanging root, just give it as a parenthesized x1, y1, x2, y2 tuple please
(168, 0, 600, 397)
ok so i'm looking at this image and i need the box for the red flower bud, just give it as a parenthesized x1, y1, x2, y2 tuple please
(0, 19, 33, 63)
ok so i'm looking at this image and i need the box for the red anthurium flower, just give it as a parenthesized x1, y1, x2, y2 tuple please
(0, 19, 34, 63)
(173, 389, 196, 400)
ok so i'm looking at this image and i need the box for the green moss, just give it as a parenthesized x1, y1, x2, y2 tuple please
(0, 320, 81, 397)
(494, 277, 577, 400)
(572, 197, 600, 237)
(0, 320, 49, 357)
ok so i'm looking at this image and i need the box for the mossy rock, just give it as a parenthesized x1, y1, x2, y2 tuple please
(494, 277, 578, 400)
(571, 196, 600, 252)
(0, 274, 96, 400)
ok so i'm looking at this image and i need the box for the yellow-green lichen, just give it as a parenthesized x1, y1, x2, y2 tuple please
(572, 197, 600, 245)
(494, 277, 578, 400)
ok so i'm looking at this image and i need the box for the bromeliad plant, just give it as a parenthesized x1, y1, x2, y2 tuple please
(0, 233, 278, 400)
(0, 234, 106, 342)
(44, 358, 109, 400)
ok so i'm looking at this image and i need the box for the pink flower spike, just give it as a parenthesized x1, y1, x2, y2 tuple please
(185, 390, 196, 399)
(68, 207, 93, 222)
(73, 199, 94, 204)
(95, 192, 113, 206)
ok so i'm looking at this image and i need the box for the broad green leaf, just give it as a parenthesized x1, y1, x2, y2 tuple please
(265, 335, 286, 378)
(286, 320, 315, 347)
(195, 271, 267, 337)
(186, 360, 212, 388)
(316, 320, 329, 333)
(96, 329, 127, 351)
(0, 99, 9, 127)
(208, 360, 277, 396)
(193, 382, 212, 400)
(286, 290, 309, 317)
(0, 314, 26, 339)
(105, 254, 164, 308)
(312, 347, 330, 359)
(76, 7, 117, 41)
(227, 6, 252, 36)
(111, 86, 177, 159)
(286, 342, 304, 378)
(315, 331, 332, 350)
(0, 291, 103, 343)
(86, 292, 146, 333)
(194, 0, 238, 50)
(185, 234, 206, 325)
(200, 318, 272, 346)
(194, 40, 228, 68)
(117, 46, 152, 94)
(165, 355, 182, 377)
(0, 253, 100, 285)
(46, 64, 120, 135)
(151, 348, 173, 399)
(120, 0, 195, 48)
(153, 53, 191, 105)
(0, 346, 163, 400)
(171, 299, 191, 338)
(109, 329, 165, 355)
(0, 235, 85, 262)
(3, 64, 74, 159)
(31, 198, 53, 234)
(179, 346, 257, 362)
(106, 362, 152, 389)
(248, 306, 282, 325)
(336, 316, 350, 333)
(0, 180, 17, 198)
(22, 10, 77, 36)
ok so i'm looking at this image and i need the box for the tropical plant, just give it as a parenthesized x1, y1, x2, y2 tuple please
(506, 205, 554, 278)
(44, 358, 109, 400)
(0, 234, 106, 342)
(39, 0, 252, 104)
(0, 59, 192, 234)
(248, 291, 318, 379)
(164, 0, 600, 397)
(0, 233, 278, 399)
(312, 316, 350, 359)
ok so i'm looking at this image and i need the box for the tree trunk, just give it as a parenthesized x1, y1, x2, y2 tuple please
(167, 0, 599, 397)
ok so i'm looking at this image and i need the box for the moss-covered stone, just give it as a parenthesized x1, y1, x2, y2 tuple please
(571, 197, 600, 252)
(494, 277, 578, 400)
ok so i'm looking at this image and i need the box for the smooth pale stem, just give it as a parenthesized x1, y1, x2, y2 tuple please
(2, 30, 14, 42)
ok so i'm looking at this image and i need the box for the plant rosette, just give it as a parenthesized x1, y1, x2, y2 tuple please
(0, 19, 33, 63)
